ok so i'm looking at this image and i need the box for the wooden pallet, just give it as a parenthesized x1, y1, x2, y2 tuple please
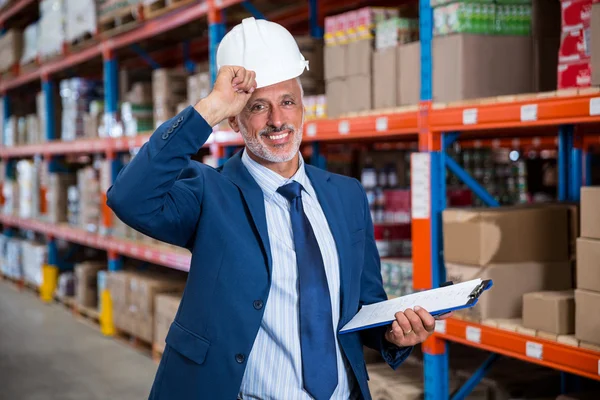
(152, 343, 164, 363)
(74, 304, 100, 323)
(114, 329, 153, 357)
(143, 0, 195, 20)
(98, 5, 142, 39)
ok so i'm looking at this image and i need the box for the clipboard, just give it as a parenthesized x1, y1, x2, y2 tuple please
(340, 279, 493, 334)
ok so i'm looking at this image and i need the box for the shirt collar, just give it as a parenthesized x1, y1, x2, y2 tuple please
(241, 148, 315, 201)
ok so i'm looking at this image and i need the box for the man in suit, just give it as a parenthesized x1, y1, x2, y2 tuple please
(108, 17, 449, 400)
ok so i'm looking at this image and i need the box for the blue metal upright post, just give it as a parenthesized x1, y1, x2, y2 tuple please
(309, 0, 324, 38)
(569, 126, 582, 201)
(209, 7, 226, 87)
(419, 0, 433, 102)
(558, 125, 572, 201)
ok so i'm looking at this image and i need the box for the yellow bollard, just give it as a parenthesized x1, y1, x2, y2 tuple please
(40, 264, 58, 303)
(99, 288, 115, 336)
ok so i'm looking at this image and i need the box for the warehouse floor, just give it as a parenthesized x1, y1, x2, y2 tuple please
(0, 280, 157, 400)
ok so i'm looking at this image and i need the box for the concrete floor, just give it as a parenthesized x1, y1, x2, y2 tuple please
(0, 280, 157, 400)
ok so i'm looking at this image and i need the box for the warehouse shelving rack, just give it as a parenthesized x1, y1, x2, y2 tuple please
(0, 0, 599, 398)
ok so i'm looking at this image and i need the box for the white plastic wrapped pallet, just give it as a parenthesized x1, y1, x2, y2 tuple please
(65, 0, 98, 43)
(22, 241, 47, 288)
(21, 23, 39, 66)
(38, 0, 66, 59)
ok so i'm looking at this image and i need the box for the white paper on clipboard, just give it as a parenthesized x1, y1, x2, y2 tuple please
(340, 279, 492, 334)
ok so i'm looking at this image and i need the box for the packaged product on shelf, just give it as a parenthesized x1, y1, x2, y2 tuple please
(187, 72, 211, 106)
(152, 68, 187, 128)
(79, 166, 102, 232)
(2, 179, 18, 216)
(495, 5, 532, 36)
(315, 95, 327, 119)
(57, 271, 76, 298)
(522, 291, 575, 335)
(580, 187, 600, 239)
(47, 173, 77, 224)
(75, 262, 106, 309)
(397, 41, 421, 106)
(83, 101, 104, 139)
(557, 60, 592, 88)
(20, 23, 38, 66)
(575, 289, 600, 346)
(432, 34, 533, 103)
(347, 39, 372, 77)
(374, 224, 411, 258)
(561, 0, 594, 32)
(347, 75, 372, 113)
(443, 206, 570, 267)
(3, 116, 16, 147)
(354, 7, 394, 41)
(380, 258, 413, 298)
(446, 261, 572, 320)
(0, 29, 23, 73)
(591, 3, 600, 85)
(60, 78, 104, 141)
(26, 114, 40, 144)
(154, 293, 181, 354)
(17, 160, 39, 219)
(16, 117, 27, 145)
(324, 15, 338, 46)
(67, 185, 79, 226)
(38, 0, 66, 60)
(559, 28, 590, 63)
(65, 0, 97, 44)
(434, 3, 496, 36)
(373, 47, 397, 109)
(4, 238, 24, 280)
(21, 241, 47, 288)
(122, 102, 153, 136)
(106, 271, 134, 335)
(576, 238, 600, 292)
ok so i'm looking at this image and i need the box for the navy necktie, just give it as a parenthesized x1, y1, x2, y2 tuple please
(277, 181, 338, 400)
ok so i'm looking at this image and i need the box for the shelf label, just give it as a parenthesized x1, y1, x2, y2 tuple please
(466, 326, 481, 343)
(521, 104, 538, 122)
(376, 117, 388, 132)
(338, 120, 350, 135)
(306, 123, 317, 137)
(435, 320, 447, 334)
(463, 108, 478, 125)
(411, 153, 430, 219)
(144, 250, 153, 259)
(526, 342, 543, 360)
(591, 97, 600, 116)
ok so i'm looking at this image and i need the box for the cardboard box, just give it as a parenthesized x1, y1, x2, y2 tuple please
(0, 29, 23, 72)
(446, 261, 573, 320)
(443, 206, 570, 267)
(433, 34, 533, 103)
(187, 72, 211, 106)
(581, 187, 600, 239)
(154, 293, 181, 353)
(397, 41, 420, 106)
(75, 262, 106, 308)
(372, 47, 397, 109)
(522, 291, 575, 334)
(559, 29, 590, 63)
(325, 78, 348, 118)
(561, 0, 594, 32)
(558, 60, 592, 88)
(296, 36, 324, 82)
(592, 3, 600, 85)
(576, 238, 600, 292)
(575, 289, 600, 346)
(347, 75, 372, 112)
(347, 39, 372, 76)
(324, 44, 347, 80)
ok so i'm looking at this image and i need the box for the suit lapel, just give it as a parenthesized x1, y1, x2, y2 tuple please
(221, 151, 273, 277)
(305, 165, 352, 329)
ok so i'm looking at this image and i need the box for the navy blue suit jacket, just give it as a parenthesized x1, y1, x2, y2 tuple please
(107, 106, 411, 400)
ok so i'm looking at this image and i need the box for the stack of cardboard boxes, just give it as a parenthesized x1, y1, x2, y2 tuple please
(75, 262, 106, 309)
(152, 68, 187, 128)
(443, 206, 575, 321)
(592, 1, 600, 86)
(153, 293, 181, 355)
(47, 172, 77, 224)
(574, 187, 600, 348)
(76, 166, 101, 233)
(187, 70, 211, 109)
(107, 270, 185, 343)
(324, 8, 397, 117)
(0, 29, 23, 73)
(557, 0, 600, 88)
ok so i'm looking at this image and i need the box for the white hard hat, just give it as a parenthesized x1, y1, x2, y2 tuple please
(216, 17, 309, 89)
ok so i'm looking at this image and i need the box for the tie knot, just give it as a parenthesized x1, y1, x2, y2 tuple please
(277, 181, 303, 202)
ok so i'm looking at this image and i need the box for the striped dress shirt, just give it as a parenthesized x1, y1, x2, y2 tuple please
(238, 149, 359, 400)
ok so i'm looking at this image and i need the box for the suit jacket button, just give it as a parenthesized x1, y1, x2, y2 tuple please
(253, 300, 263, 310)
(235, 354, 245, 363)
(161, 132, 169, 140)
(178, 116, 184, 123)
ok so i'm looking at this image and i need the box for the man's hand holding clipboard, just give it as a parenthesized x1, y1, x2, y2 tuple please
(383, 307, 454, 348)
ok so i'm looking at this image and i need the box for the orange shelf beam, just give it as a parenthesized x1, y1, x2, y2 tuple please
(0, 214, 191, 271)
(435, 318, 600, 382)
(430, 91, 600, 132)
(0, 134, 152, 158)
